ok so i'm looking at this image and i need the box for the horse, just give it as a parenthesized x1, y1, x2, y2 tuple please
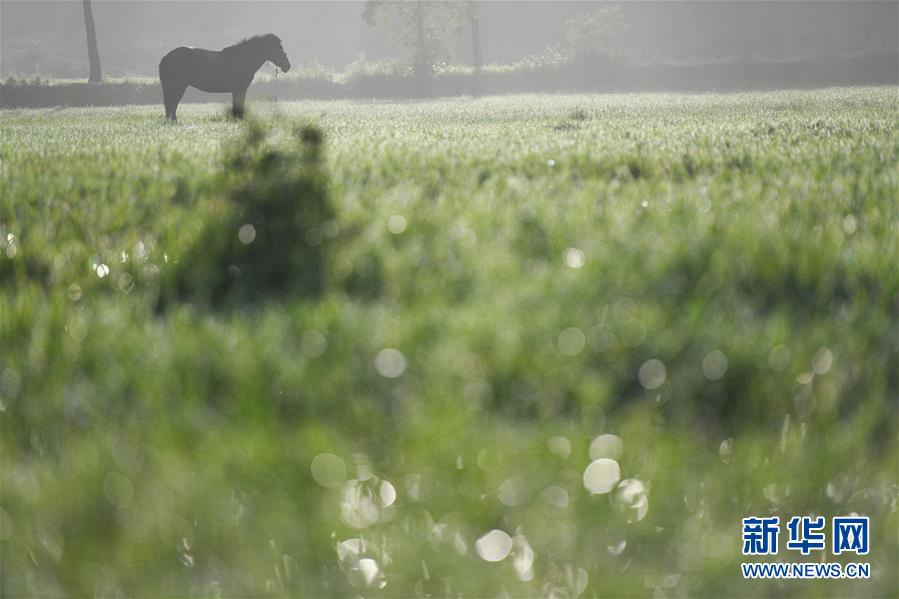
(159, 34, 290, 121)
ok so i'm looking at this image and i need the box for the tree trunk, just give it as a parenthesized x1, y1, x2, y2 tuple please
(83, 0, 102, 83)
(413, 1, 429, 97)
(471, 11, 482, 97)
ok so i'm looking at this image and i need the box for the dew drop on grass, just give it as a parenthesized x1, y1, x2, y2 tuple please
(387, 215, 407, 234)
(539, 485, 569, 509)
(702, 350, 728, 381)
(338, 479, 381, 529)
(475, 529, 513, 562)
(575, 568, 589, 595)
(405, 473, 422, 501)
(102, 472, 134, 507)
(558, 327, 586, 356)
(589, 434, 623, 460)
(0, 368, 21, 400)
(476, 449, 488, 470)
(616, 478, 649, 521)
(812, 347, 833, 375)
(583, 458, 620, 494)
(638, 359, 666, 389)
(547, 435, 571, 458)
(352, 453, 374, 481)
(336, 538, 387, 588)
(588, 326, 615, 352)
(301, 330, 327, 357)
(608, 539, 627, 555)
(498, 477, 526, 507)
(564, 247, 585, 268)
(718, 438, 734, 463)
(321, 219, 339, 239)
(378, 480, 396, 507)
(238, 223, 256, 245)
(375, 348, 406, 378)
(511, 535, 535, 581)
(311, 453, 347, 488)
(356, 558, 386, 589)
(117, 272, 134, 293)
(4, 234, 16, 259)
(620, 320, 646, 347)
(305, 227, 323, 247)
(796, 371, 814, 385)
(66, 316, 88, 342)
(825, 473, 851, 503)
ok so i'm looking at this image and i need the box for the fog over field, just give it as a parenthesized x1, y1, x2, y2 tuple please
(2, 1, 897, 82)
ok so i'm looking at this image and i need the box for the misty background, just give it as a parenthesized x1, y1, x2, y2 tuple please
(3, 1, 897, 80)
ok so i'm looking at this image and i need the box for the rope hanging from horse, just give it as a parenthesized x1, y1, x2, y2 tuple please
(272, 63, 280, 103)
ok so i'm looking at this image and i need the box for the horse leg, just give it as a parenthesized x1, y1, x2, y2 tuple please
(161, 78, 175, 120)
(232, 88, 247, 119)
(162, 79, 187, 121)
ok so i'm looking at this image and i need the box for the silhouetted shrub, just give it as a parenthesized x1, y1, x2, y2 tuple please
(339, 250, 385, 301)
(2, 49, 895, 107)
(160, 121, 334, 308)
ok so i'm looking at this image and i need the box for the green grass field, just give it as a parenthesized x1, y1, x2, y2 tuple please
(1, 88, 897, 597)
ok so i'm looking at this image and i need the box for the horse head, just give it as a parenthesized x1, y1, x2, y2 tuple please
(260, 34, 291, 72)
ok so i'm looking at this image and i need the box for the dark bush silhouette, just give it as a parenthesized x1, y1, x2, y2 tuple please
(2, 49, 896, 108)
(160, 121, 334, 308)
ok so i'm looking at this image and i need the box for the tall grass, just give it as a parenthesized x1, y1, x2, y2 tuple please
(1, 89, 897, 597)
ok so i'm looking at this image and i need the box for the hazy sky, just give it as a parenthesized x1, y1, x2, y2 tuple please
(2, 1, 897, 78)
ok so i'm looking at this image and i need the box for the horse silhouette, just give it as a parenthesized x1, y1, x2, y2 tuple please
(159, 34, 290, 121)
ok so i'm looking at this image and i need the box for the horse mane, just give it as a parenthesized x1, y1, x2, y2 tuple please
(224, 34, 281, 53)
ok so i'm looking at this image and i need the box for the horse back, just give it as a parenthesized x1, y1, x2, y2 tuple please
(159, 47, 243, 93)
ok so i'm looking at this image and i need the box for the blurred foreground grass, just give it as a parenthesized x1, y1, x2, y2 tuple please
(1, 88, 897, 597)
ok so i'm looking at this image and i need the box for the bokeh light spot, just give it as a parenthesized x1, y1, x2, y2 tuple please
(558, 327, 586, 356)
(812, 347, 833, 375)
(589, 433, 623, 460)
(238, 223, 256, 245)
(702, 350, 728, 380)
(311, 453, 347, 488)
(564, 247, 585, 269)
(547, 435, 571, 458)
(387, 214, 407, 234)
(638, 359, 666, 389)
(475, 529, 513, 562)
(583, 458, 620, 494)
(375, 349, 406, 378)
